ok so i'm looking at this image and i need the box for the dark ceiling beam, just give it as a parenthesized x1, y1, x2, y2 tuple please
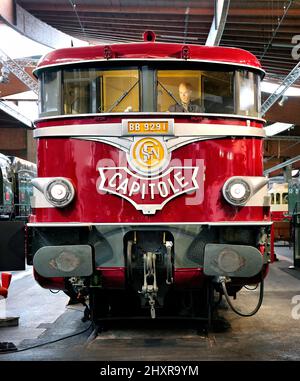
(66, 31, 207, 44)
(67, 30, 206, 44)
(222, 36, 299, 45)
(261, 57, 296, 65)
(19, 2, 300, 17)
(48, 23, 209, 36)
(228, 8, 300, 16)
(220, 45, 294, 60)
(253, 52, 295, 60)
(262, 65, 294, 73)
(51, 23, 186, 33)
(264, 69, 293, 76)
(35, 16, 186, 27)
(34, 12, 300, 27)
(226, 19, 300, 26)
(62, 31, 206, 41)
(55, 26, 207, 40)
(223, 32, 300, 41)
(224, 25, 300, 33)
(32, 12, 213, 23)
(17, 3, 215, 15)
(28, 11, 300, 32)
(220, 40, 272, 48)
(63, 30, 142, 41)
(32, 16, 211, 30)
(261, 59, 295, 67)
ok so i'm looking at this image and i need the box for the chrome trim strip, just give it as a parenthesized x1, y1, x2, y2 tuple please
(27, 221, 272, 227)
(34, 58, 265, 76)
(34, 112, 266, 125)
(74, 136, 133, 152)
(33, 123, 266, 139)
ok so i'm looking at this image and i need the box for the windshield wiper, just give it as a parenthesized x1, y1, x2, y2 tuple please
(107, 80, 139, 113)
(157, 80, 181, 108)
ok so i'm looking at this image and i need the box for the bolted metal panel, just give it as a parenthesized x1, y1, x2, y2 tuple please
(33, 244, 94, 277)
(203, 243, 263, 277)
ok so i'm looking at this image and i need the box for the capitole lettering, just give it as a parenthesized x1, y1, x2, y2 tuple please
(97, 165, 203, 214)
(99, 168, 191, 199)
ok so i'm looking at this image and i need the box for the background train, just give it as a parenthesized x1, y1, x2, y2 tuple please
(0, 153, 36, 271)
(269, 182, 291, 242)
(25, 32, 271, 323)
(0, 153, 36, 221)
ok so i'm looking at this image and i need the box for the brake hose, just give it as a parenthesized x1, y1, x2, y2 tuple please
(220, 275, 264, 317)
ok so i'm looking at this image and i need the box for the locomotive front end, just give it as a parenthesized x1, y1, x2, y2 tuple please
(28, 39, 271, 321)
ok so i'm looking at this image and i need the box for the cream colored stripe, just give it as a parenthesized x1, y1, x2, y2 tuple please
(34, 123, 265, 138)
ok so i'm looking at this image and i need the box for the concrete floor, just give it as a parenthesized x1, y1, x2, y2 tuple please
(0, 244, 300, 361)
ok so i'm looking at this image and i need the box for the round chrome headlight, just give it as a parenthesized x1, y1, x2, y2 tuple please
(45, 178, 75, 208)
(223, 178, 252, 206)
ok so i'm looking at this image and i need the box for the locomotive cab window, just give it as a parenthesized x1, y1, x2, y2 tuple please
(276, 193, 280, 204)
(38, 64, 260, 118)
(156, 69, 234, 114)
(62, 68, 140, 114)
(270, 193, 275, 205)
(100, 69, 139, 113)
(157, 70, 202, 113)
(39, 67, 140, 117)
(40, 70, 61, 116)
(202, 72, 234, 114)
(282, 193, 288, 204)
(235, 70, 260, 117)
(63, 69, 97, 114)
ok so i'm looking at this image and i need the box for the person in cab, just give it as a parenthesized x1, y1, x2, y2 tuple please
(169, 82, 203, 113)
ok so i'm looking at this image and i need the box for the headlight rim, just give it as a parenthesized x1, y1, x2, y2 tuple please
(223, 177, 252, 206)
(44, 178, 75, 208)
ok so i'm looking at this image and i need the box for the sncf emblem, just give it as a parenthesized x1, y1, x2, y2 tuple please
(141, 141, 159, 161)
(128, 137, 170, 176)
(96, 137, 204, 215)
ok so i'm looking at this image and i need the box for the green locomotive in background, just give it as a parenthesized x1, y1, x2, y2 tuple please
(0, 153, 36, 271)
(0, 153, 36, 220)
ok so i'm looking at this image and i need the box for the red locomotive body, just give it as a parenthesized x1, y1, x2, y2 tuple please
(28, 33, 271, 321)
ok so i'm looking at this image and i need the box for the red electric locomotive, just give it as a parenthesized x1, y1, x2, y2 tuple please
(28, 32, 272, 323)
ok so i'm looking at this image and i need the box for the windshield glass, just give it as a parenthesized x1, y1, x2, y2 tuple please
(235, 70, 260, 117)
(38, 64, 260, 118)
(156, 69, 234, 114)
(62, 68, 140, 115)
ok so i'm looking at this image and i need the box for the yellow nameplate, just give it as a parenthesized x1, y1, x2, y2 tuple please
(122, 119, 174, 135)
